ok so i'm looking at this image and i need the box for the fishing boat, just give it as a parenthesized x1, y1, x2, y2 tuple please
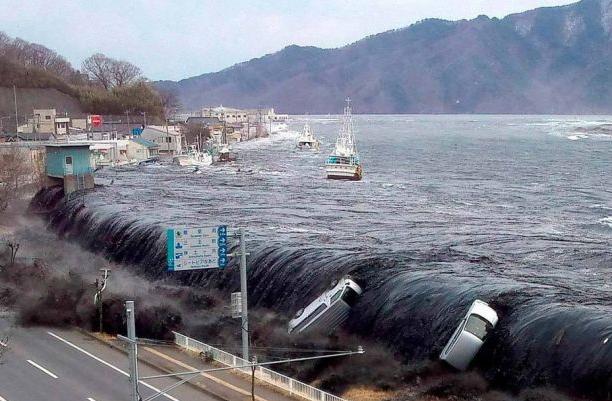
(173, 145, 212, 167)
(214, 121, 237, 163)
(216, 144, 237, 163)
(325, 98, 362, 180)
(297, 123, 320, 150)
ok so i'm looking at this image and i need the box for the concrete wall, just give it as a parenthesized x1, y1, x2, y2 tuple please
(63, 173, 94, 195)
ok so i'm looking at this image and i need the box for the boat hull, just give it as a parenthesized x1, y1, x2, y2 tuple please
(325, 164, 362, 181)
(173, 154, 212, 167)
(298, 141, 319, 150)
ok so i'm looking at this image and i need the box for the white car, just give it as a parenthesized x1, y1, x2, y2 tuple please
(439, 299, 499, 371)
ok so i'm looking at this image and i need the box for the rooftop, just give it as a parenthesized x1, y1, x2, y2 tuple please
(132, 137, 160, 149)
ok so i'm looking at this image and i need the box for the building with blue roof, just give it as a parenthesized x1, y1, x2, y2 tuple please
(127, 137, 160, 161)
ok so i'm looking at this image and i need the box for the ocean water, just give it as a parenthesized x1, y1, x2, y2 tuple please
(36, 115, 612, 397)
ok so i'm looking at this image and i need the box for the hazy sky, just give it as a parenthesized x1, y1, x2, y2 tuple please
(0, 0, 577, 81)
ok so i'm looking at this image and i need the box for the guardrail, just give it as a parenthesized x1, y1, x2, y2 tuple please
(173, 332, 348, 401)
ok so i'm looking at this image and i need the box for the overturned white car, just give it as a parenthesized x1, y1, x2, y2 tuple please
(439, 299, 498, 371)
(288, 276, 363, 335)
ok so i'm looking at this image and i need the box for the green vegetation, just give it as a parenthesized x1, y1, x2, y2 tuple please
(0, 32, 166, 118)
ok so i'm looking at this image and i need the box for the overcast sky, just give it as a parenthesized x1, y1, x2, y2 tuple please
(0, 0, 577, 81)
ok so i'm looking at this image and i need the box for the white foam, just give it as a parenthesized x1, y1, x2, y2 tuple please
(233, 130, 300, 150)
(598, 216, 612, 228)
(567, 134, 589, 141)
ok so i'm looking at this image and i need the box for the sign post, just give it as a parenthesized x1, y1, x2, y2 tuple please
(237, 228, 249, 361)
(167, 225, 248, 360)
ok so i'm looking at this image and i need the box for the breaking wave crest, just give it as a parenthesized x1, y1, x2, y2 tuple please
(30, 188, 612, 399)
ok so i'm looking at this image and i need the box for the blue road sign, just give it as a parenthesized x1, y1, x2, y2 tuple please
(167, 225, 229, 271)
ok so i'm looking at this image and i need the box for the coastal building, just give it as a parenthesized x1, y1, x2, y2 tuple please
(55, 117, 70, 136)
(201, 106, 248, 123)
(201, 106, 288, 124)
(45, 143, 94, 195)
(89, 141, 129, 167)
(185, 116, 222, 127)
(126, 137, 160, 161)
(140, 126, 182, 156)
(33, 109, 57, 134)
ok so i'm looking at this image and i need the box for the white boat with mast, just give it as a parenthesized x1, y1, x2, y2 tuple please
(297, 122, 320, 150)
(215, 119, 237, 163)
(325, 98, 362, 180)
(173, 143, 212, 167)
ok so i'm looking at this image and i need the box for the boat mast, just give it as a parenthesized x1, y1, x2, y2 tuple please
(337, 97, 356, 154)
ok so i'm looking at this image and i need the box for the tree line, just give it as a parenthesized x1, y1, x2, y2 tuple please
(0, 31, 177, 120)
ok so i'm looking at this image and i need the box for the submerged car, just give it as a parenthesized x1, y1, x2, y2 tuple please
(439, 299, 498, 371)
(288, 276, 363, 335)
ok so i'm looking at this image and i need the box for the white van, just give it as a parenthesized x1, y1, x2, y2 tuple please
(288, 277, 363, 335)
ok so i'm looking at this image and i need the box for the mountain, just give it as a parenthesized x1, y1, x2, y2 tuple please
(158, 0, 612, 114)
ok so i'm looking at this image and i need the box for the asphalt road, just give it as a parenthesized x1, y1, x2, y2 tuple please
(0, 320, 220, 401)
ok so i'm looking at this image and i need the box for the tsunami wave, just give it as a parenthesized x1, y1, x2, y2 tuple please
(30, 187, 612, 399)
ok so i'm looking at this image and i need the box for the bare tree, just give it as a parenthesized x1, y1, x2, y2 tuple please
(82, 53, 113, 90)
(111, 60, 142, 87)
(0, 32, 10, 57)
(0, 32, 75, 79)
(0, 147, 34, 212)
(82, 53, 142, 90)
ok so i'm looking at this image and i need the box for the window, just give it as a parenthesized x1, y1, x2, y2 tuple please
(166, 137, 172, 143)
(464, 315, 492, 341)
(45, 115, 51, 120)
(330, 290, 343, 304)
(341, 287, 360, 306)
(65, 156, 73, 165)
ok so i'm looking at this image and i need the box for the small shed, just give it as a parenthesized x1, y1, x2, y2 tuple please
(45, 143, 94, 194)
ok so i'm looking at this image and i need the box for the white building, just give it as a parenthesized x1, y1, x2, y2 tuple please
(140, 126, 182, 156)
(126, 137, 160, 161)
(201, 105, 288, 124)
(55, 117, 70, 136)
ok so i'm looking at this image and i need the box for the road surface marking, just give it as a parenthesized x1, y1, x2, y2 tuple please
(0, 340, 7, 347)
(144, 347, 268, 401)
(26, 359, 59, 379)
(87, 398, 97, 401)
(0, 394, 8, 401)
(47, 331, 180, 401)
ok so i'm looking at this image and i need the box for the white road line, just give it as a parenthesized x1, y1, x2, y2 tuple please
(26, 359, 59, 379)
(0, 394, 8, 401)
(47, 331, 180, 401)
(87, 398, 97, 401)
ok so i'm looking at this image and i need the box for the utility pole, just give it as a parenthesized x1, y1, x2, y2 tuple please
(126, 301, 140, 401)
(94, 269, 111, 333)
(238, 228, 249, 361)
(143, 111, 147, 127)
(251, 356, 257, 401)
(13, 86, 18, 132)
